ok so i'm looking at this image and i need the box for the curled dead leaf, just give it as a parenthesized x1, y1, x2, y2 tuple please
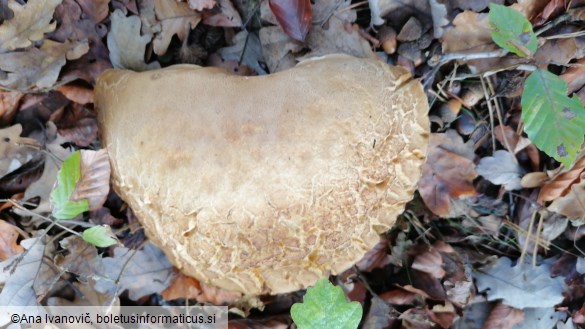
(419, 130, 478, 217)
(71, 149, 111, 210)
(0, 219, 24, 260)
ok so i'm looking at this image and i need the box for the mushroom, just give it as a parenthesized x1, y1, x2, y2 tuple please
(95, 54, 429, 295)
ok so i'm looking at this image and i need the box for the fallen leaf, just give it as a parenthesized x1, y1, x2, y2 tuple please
(0, 124, 40, 178)
(451, 0, 503, 11)
(95, 242, 172, 300)
(474, 257, 565, 309)
(107, 9, 160, 71)
(0, 237, 49, 312)
(259, 26, 301, 72)
(184, 0, 215, 11)
(547, 172, 585, 219)
(418, 130, 478, 217)
(0, 219, 23, 260)
(429, 0, 448, 39)
(512, 307, 567, 329)
(162, 271, 241, 304)
(202, 0, 242, 27)
(0, 0, 62, 53)
(0, 90, 22, 124)
(355, 236, 391, 272)
(362, 296, 394, 329)
(269, 0, 312, 42)
(71, 149, 110, 210)
(379, 288, 418, 305)
(481, 302, 524, 329)
(47, 0, 111, 84)
(0, 39, 88, 91)
(477, 150, 524, 190)
(298, 15, 375, 61)
(216, 31, 267, 75)
(51, 103, 99, 147)
(17, 123, 72, 215)
(152, 0, 201, 56)
(76, 0, 109, 23)
(538, 153, 585, 203)
(561, 58, 585, 94)
(54, 235, 104, 282)
(411, 247, 446, 279)
(56, 84, 94, 105)
(429, 302, 457, 329)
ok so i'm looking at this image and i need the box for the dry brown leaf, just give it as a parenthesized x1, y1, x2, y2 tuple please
(95, 242, 173, 300)
(161, 270, 204, 300)
(0, 219, 23, 260)
(17, 123, 71, 215)
(0, 90, 22, 124)
(429, 0, 448, 39)
(57, 84, 94, 105)
(71, 149, 110, 210)
(429, 302, 457, 329)
(362, 296, 394, 329)
(355, 236, 391, 272)
(259, 26, 301, 72)
(184, 0, 215, 11)
(161, 271, 242, 304)
(107, 9, 160, 71)
(153, 0, 201, 55)
(481, 302, 524, 329)
(260, 1, 374, 72)
(411, 248, 446, 279)
(202, 0, 242, 27)
(0, 124, 40, 178)
(76, 0, 109, 23)
(47, 0, 111, 84)
(0, 39, 88, 92)
(538, 153, 585, 203)
(419, 130, 478, 217)
(379, 288, 418, 305)
(476, 150, 524, 191)
(547, 172, 585, 219)
(441, 11, 493, 54)
(54, 235, 104, 282)
(512, 0, 551, 21)
(534, 27, 585, 66)
(51, 103, 98, 146)
(0, 0, 62, 53)
(561, 58, 585, 93)
(451, 0, 503, 11)
(298, 16, 375, 61)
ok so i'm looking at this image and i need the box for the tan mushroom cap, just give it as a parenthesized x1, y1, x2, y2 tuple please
(95, 54, 429, 295)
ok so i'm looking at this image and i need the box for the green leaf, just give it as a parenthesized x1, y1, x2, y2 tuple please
(291, 278, 362, 329)
(50, 151, 89, 219)
(82, 225, 118, 248)
(489, 3, 537, 57)
(522, 69, 585, 167)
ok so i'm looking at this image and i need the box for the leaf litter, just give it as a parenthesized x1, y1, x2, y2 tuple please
(1, 0, 585, 327)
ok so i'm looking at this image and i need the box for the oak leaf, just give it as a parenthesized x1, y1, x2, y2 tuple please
(0, 0, 62, 53)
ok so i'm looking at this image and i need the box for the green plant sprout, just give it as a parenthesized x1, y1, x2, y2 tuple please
(291, 278, 363, 329)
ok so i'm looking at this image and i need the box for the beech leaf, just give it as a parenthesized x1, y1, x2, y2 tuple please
(522, 69, 585, 168)
(50, 151, 90, 220)
(269, 0, 312, 42)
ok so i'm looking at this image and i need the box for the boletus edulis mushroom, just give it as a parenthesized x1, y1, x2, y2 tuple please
(95, 54, 429, 295)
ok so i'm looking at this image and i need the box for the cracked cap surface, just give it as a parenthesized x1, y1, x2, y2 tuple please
(95, 54, 430, 295)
